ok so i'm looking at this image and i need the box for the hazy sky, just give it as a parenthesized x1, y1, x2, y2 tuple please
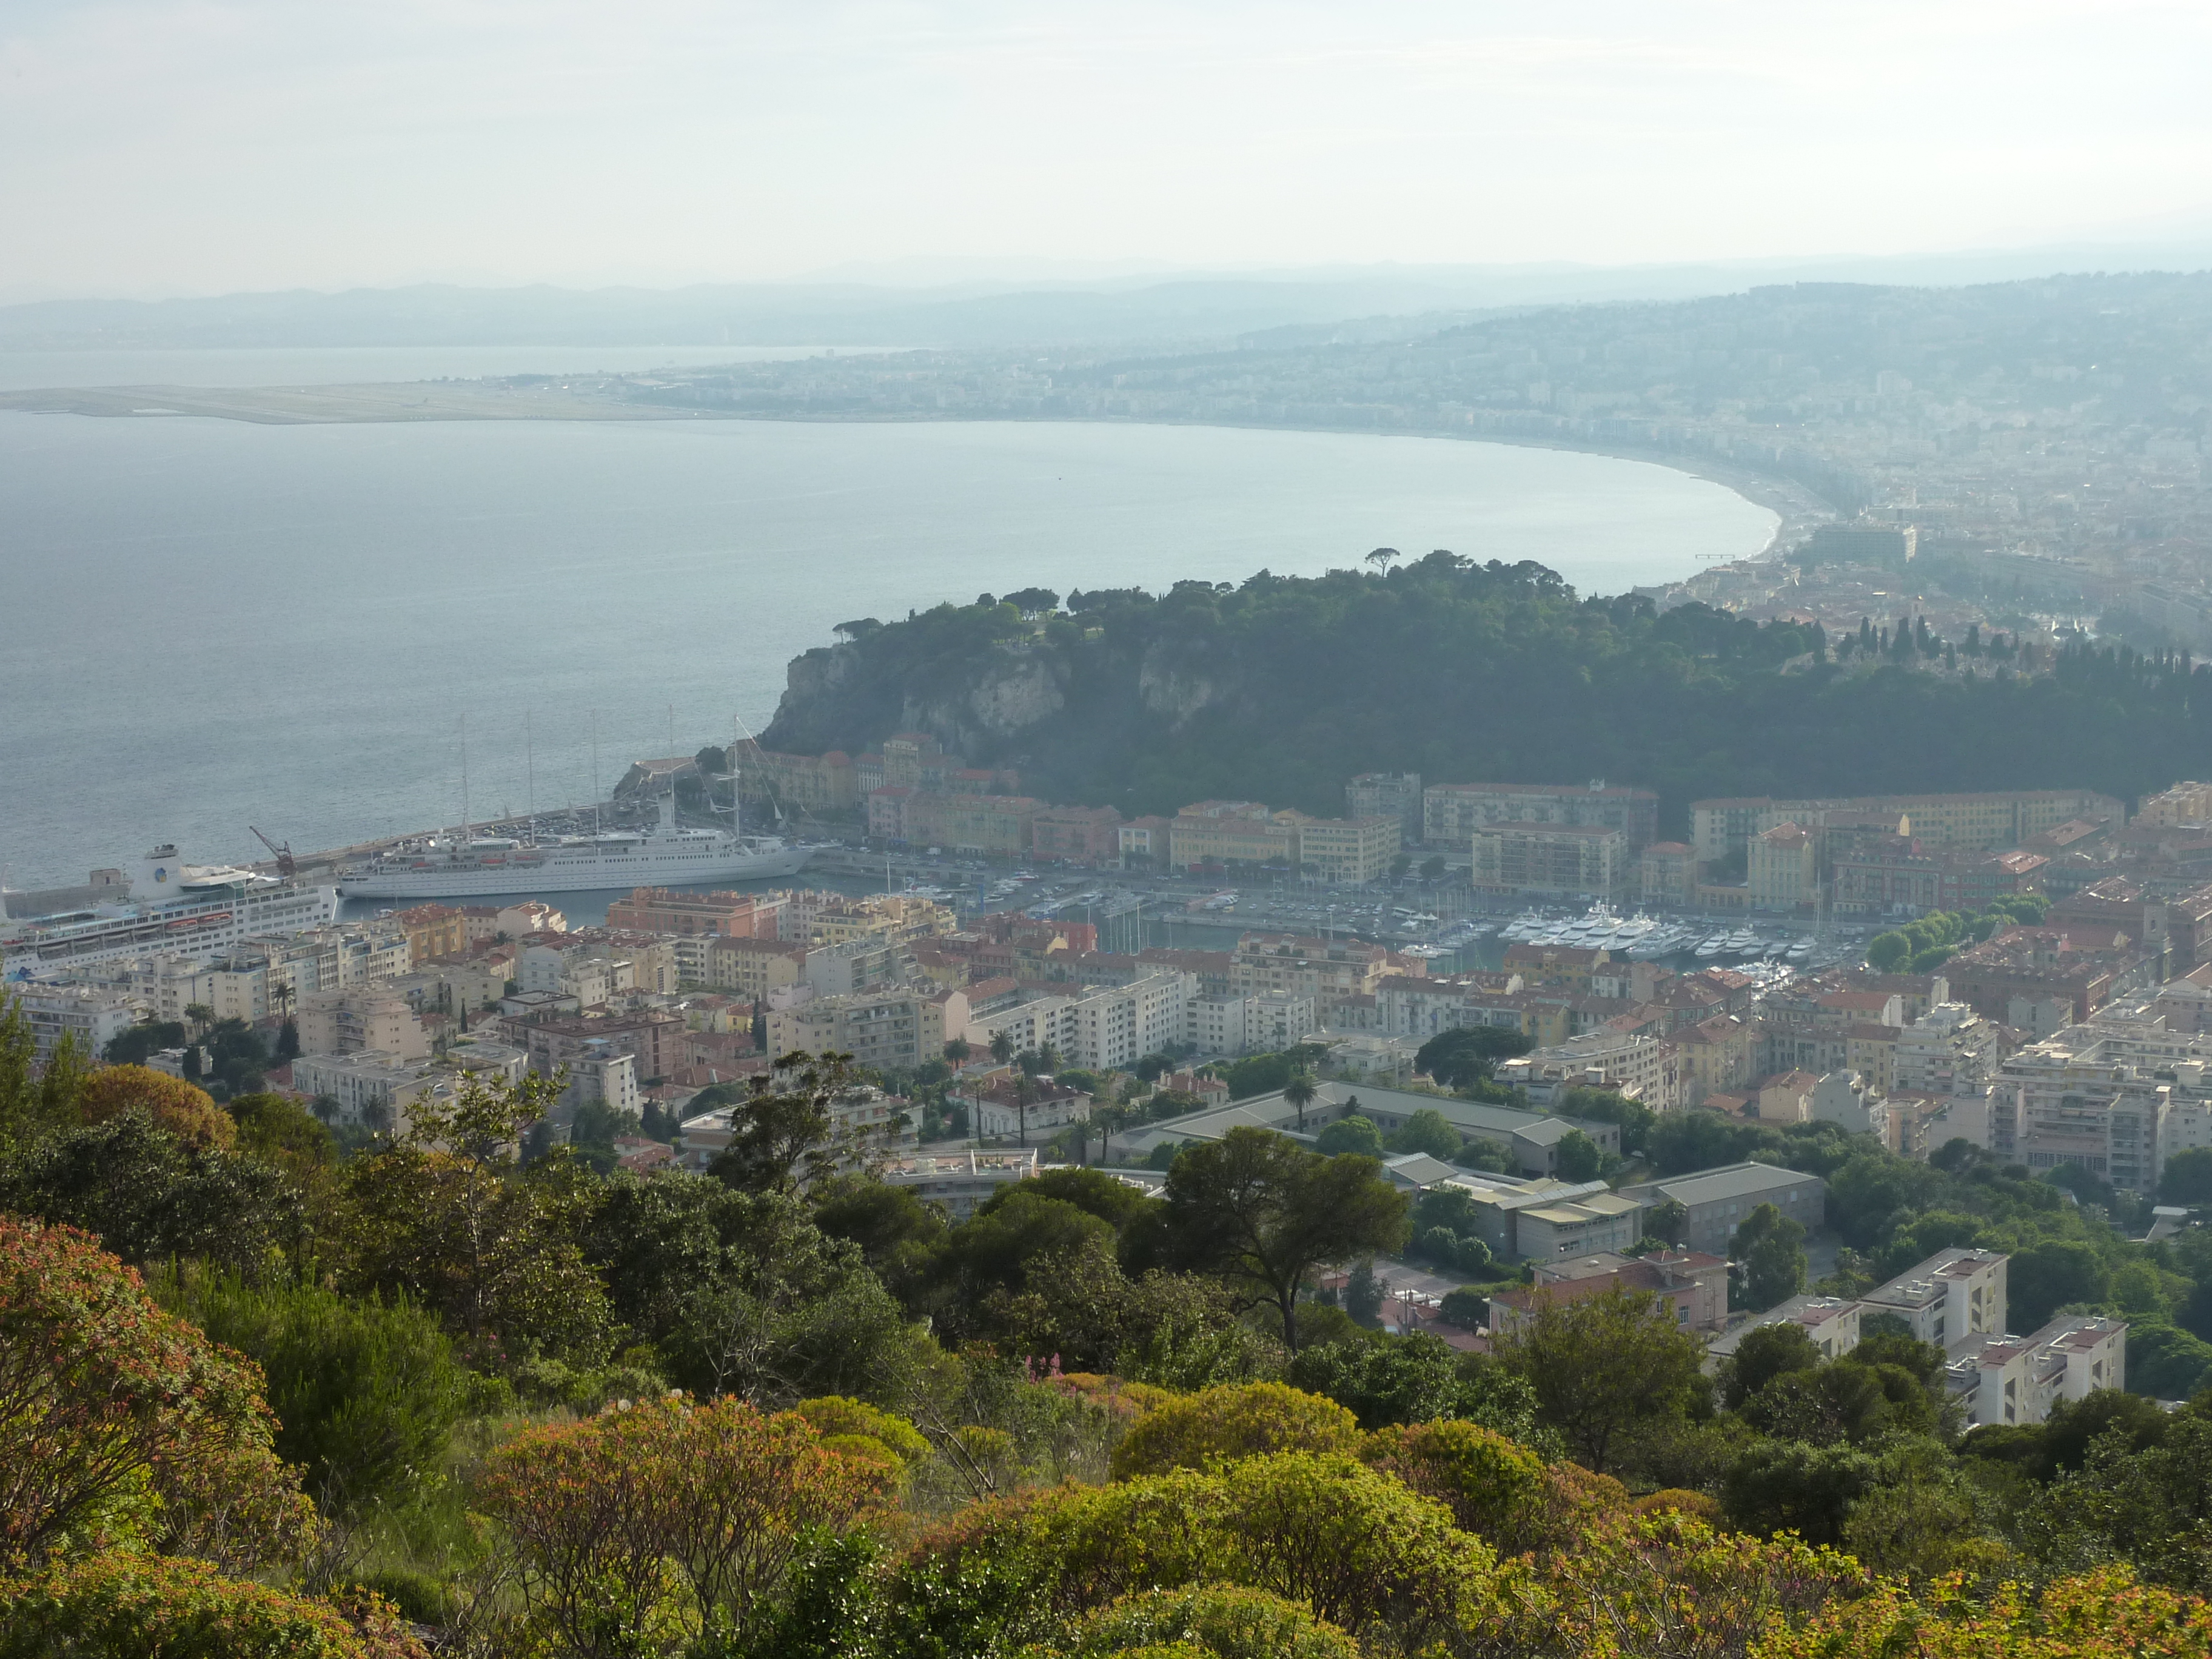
(4, 1, 2210, 303)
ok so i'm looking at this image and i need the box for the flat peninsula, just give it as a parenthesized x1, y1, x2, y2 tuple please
(0, 380, 675, 424)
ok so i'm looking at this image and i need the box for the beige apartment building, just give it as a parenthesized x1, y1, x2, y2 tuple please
(1692, 790, 2123, 863)
(702, 936, 809, 997)
(1167, 806, 1298, 870)
(1230, 934, 1393, 1010)
(1470, 822, 1631, 900)
(297, 987, 429, 1061)
(1423, 781, 1659, 851)
(1288, 814, 1401, 885)
(1748, 822, 1818, 910)
(2136, 781, 2212, 828)
(782, 891, 956, 949)
(766, 987, 971, 1071)
(1639, 842, 1695, 907)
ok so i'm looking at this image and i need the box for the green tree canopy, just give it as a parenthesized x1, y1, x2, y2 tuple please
(1314, 1115, 1384, 1159)
(1164, 1128, 1408, 1352)
(1491, 1284, 1711, 1473)
(1730, 1202, 1809, 1312)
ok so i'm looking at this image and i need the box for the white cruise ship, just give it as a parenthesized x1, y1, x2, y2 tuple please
(2, 845, 341, 977)
(336, 794, 812, 900)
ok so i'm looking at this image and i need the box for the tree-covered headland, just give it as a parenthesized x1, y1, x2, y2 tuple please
(762, 554, 2212, 828)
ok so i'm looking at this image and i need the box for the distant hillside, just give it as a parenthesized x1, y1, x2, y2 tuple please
(758, 555, 2212, 830)
(13, 238, 2211, 352)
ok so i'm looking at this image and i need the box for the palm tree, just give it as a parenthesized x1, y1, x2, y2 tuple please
(1015, 1072, 1036, 1147)
(183, 1002, 215, 1038)
(989, 1030, 1014, 1068)
(1285, 1068, 1318, 1132)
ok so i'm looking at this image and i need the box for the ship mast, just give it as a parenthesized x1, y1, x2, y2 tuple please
(460, 713, 469, 848)
(729, 714, 742, 839)
(525, 709, 535, 840)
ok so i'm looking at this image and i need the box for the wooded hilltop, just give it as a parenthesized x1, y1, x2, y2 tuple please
(759, 553, 2212, 832)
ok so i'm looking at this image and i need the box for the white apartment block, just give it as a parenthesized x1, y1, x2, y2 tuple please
(1500, 1028, 1683, 1113)
(1960, 1316, 2127, 1427)
(973, 1090, 1091, 1140)
(267, 924, 412, 994)
(1184, 991, 1316, 1056)
(1992, 1003, 2212, 1191)
(521, 944, 631, 1008)
(291, 1050, 443, 1130)
(11, 983, 145, 1065)
(768, 987, 969, 1072)
(973, 972, 1196, 1072)
(803, 936, 905, 997)
(677, 1084, 917, 1175)
(1374, 977, 1526, 1039)
(1892, 1002, 2005, 1101)
(291, 1041, 529, 1133)
(560, 1047, 640, 1124)
(1709, 1295, 1864, 1367)
(1860, 1247, 2008, 1352)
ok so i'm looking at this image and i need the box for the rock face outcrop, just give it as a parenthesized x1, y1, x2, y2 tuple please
(940, 643, 1067, 742)
(1137, 640, 1229, 723)
(766, 628, 1238, 766)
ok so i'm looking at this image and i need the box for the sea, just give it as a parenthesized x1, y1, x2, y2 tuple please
(0, 346, 1777, 890)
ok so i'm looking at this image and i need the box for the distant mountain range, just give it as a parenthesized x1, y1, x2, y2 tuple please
(8, 237, 2212, 352)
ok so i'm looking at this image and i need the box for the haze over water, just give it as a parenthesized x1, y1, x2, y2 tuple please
(0, 384, 1774, 889)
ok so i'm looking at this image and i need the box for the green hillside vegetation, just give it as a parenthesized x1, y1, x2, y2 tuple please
(16, 995, 2212, 1654)
(760, 553, 2212, 828)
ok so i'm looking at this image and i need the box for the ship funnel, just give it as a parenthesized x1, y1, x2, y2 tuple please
(132, 844, 184, 900)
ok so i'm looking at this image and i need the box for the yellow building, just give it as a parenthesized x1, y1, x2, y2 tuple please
(732, 741, 859, 814)
(393, 904, 468, 964)
(1748, 822, 1818, 911)
(1846, 1024, 1900, 1094)
(1640, 842, 1694, 907)
(784, 891, 957, 948)
(1676, 1013, 1758, 1101)
(907, 793, 1044, 856)
(704, 936, 809, 997)
(1169, 810, 1298, 870)
(1693, 789, 2122, 860)
(1285, 814, 1401, 885)
(2136, 782, 2212, 828)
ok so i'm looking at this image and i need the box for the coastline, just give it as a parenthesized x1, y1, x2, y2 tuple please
(0, 381, 1818, 572)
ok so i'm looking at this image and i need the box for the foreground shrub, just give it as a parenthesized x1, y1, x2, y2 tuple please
(475, 1393, 891, 1651)
(151, 1265, 479, 1521)
(1749, 1563, 2212, 1657)
(77, 1066, 235, 1148)
(0, 1215, 315, 1571)
(0, 1552, 422, 1659)
(1361, 1419, 1550, 1553)
(1063, 1584, 1359, 1658)
(1109, 1382, 1359, 1479)
(1501, 1512, 1865, 1659)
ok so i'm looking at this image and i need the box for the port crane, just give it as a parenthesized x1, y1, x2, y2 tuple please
(249, 826, 297, 878)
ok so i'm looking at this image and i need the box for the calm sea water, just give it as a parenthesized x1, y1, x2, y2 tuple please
(0, 383, 1774, 888)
